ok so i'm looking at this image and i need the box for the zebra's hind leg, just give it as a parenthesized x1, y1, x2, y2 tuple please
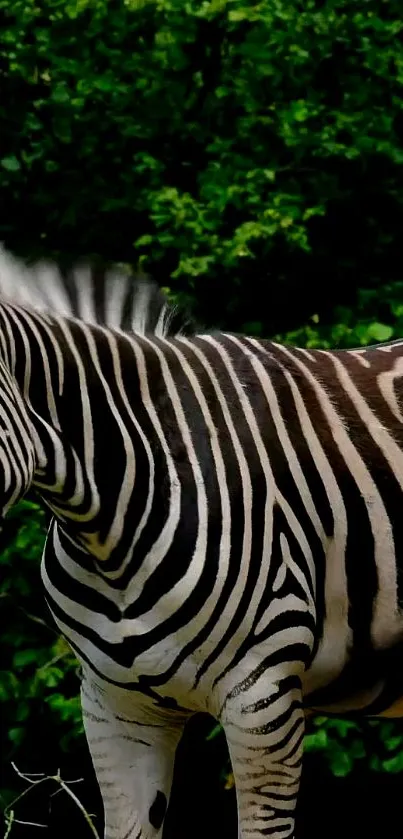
(80, 678, 189, 839)
(220, 675, 305, 839)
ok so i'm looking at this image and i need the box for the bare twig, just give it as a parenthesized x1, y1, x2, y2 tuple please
(4, 814, 46, 834)
(36, 651, 70, 673)
(3, 809, 14, 839)
(2, 764, 100, 838)
(50, 771, 100, 838)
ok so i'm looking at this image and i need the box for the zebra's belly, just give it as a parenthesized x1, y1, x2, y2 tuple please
(306, 685, 403, 719)
(304, 639, 403, 719)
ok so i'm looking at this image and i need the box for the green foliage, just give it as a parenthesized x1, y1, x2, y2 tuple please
(0, 498, 82, 808)
(305, 717, 403, 777)
(276, 281, 403, 350)
(1, 0, 403, 333)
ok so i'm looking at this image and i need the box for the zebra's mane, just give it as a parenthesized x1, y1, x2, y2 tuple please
(0, 244, 192, 337)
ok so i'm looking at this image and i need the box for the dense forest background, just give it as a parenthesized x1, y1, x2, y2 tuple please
(2, 0, 403, 836)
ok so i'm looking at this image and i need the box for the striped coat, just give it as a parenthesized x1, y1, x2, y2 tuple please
(1, 246, 403, 839)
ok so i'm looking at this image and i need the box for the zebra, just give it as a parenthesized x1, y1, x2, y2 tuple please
(2, 245, 403, 839)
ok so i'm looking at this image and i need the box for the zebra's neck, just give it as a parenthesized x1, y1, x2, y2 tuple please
(0, 299, 157, 565)
(0, 351, 36, 517)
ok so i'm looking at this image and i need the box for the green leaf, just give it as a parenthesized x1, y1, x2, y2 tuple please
(304, 728, 328, 751)
(38, 666, 64, 688)
(134, 234, 153, 247)
(8, 727, 25, 747)
(0, 671, 19, 701)
(385, 735, 403, 751)
(329, 749, 353, 777)
(1, 156, 21, 172)
(13, 649, 39, 668)
(382, 753, 403, 773)
(367, 322, 394, 343)
(206, 724, 223, 741)
(51, 83, 70, 104)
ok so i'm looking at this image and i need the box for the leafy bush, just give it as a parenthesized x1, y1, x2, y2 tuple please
(275, 282, 403, 350)
(305, 717, 403, 778)
(0, 498, 83, 813)
(1, 0, 403, 334)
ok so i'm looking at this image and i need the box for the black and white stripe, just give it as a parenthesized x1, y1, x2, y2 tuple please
(1, 246, 403, 838)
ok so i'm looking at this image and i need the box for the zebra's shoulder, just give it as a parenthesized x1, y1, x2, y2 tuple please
(0, 244, 193, 338)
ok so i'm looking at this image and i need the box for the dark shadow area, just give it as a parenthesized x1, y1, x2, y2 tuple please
(1, 712, 403, 837)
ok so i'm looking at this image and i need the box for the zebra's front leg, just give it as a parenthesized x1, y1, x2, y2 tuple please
(220, 675, 305, 839)
(80, 678, 188, 839)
